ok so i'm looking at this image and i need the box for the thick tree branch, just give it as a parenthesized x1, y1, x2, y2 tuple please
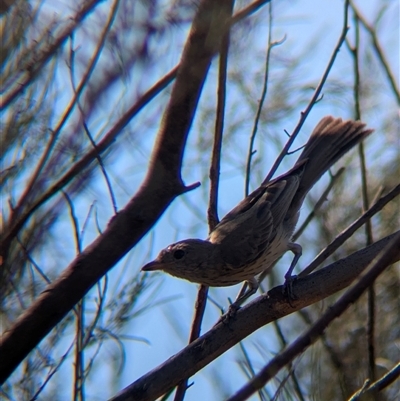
(229, 233, 400, 401)
(0, 0, 232, 383)
(109, 231, 400, 401)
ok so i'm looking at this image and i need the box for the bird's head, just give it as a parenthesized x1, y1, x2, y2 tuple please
(141, 239, 215, 283)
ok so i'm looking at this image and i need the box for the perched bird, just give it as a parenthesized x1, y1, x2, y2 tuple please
(142, 116, 373, 307)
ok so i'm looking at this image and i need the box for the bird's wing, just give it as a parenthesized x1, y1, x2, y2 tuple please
(208, 171, 302, 268)
(218, 159, 307, 224)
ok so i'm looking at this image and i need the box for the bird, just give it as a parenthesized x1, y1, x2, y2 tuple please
(142, 116, 373, 307)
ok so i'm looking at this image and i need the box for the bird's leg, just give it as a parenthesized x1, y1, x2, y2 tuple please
(216, 279, 259, 326)
(228, 278, 258, 315)
(234, 282, 248, 303)
(283, 242, 302, 300)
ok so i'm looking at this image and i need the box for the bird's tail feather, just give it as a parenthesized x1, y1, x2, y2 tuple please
(289, 116, 373, 213)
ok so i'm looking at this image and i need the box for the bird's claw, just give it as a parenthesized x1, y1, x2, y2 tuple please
(282, 274, 298, 306)
(227, 303, 240, 317)
(215, 303, 241, 327)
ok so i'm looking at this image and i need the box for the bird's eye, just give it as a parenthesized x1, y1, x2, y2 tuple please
(173, 250, 185, 260)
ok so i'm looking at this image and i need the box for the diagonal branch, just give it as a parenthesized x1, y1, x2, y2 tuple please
(228, 232, 400, 401)
(299, 183, 400, 277)
(348, 362, 400, 401)
(350, 0, 400, 105)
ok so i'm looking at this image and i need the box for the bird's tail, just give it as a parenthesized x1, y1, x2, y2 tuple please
(289, 116, 373, 213)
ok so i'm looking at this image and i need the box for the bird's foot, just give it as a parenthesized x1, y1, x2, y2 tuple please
(227, 302, 241, 317)
(282, 274, 298, 306)
(215, 303, 241, 327)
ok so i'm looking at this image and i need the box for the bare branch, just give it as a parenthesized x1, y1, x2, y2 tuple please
(350, 0, 400, 104)
(263, 0, 350, 183)
(347, 9, 377, 382)
(348, 362, 400, 401)
(293, 167, 345, 241)
(245, 3, 276, 196)
(228, 232, 400, 401)
(299, 183, 400, 277)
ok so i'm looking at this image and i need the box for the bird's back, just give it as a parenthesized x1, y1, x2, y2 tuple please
(207, 162, 306, 283)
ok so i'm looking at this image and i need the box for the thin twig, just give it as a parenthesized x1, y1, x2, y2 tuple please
(173, 2, 234, 401)
(16, 237, 51, 284)
(29, 341, 75, 401)
(293, 167, 345, 241)
(83, 276, 108, 349)
(238, 342, 268, 400)
(350, 0, 400, 105)
(272, 321, 306, 401)
(245, 2, 277, 196)
(79, 203, 107, 350)
(299, 183, 400, 277)
(80, 203, 96, 243)
(271, 364, 298, 401)
(8, 0, 120, 233)
(207, 3, 231, 229)
(297, 309, 349, 397)
(1, 0, 103, 110)
(172, 286, 207, 401)
(62, 191, 85, 401)
(348, 362, 400, 401)
(62, 191, 82, 255)
(68, 33, 119, 214)
(263, 0, 350, 183)
(347, 10, 377, 384)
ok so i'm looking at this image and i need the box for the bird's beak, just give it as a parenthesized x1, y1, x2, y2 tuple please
(141, 260, 163, 271)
